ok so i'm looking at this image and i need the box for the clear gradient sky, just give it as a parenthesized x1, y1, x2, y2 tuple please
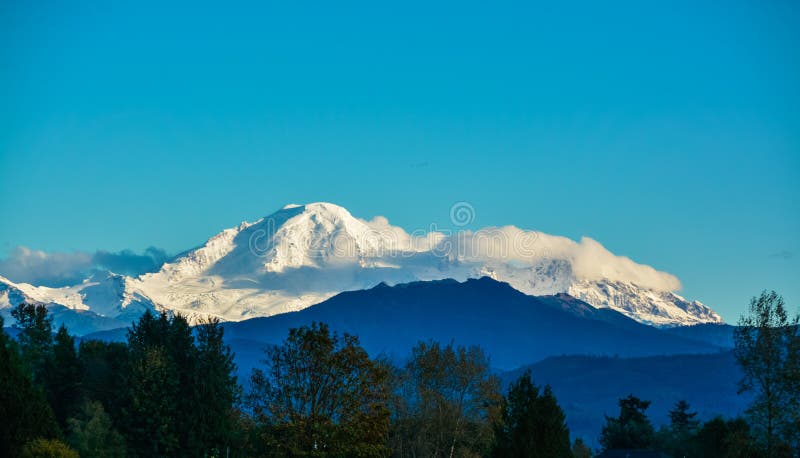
(1, 0, 798, 322)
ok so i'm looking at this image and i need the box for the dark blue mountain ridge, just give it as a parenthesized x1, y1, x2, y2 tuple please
(661, 322, 736, 348)
(507, 351, 748, 446)
(219, 276, 722, 371)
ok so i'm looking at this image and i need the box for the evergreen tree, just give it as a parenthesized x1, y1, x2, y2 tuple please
(128, 345, 180, 455)
(734, 290, 800, 455)
(492, 371, 571, 457)
(166, 313, 201, 453)
(599, 394, 655, 450)
(67, 400, 127, 458)
(248, 322, 391, 457)
(45, 325, 84, 427)
(0, 317, 60, 456)
(194, 317, 241, 456)
(669, 399, 699, 434)
(125, 311, 196, 456)
(390, 341, 502, 458)
(656, 400, 700, 457)
(78, 340, 130, 429)
(11, 302, 54, 383)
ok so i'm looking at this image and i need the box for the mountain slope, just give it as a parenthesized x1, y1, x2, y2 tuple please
(0, 273, 153, 334)
(0, 202, 723, 333)
(133, 202, 721, 327)
(220, 277, 720, 371)
(661, 323, 736, 348)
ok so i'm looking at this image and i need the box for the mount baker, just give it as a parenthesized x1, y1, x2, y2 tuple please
(0, 202, 722, 334)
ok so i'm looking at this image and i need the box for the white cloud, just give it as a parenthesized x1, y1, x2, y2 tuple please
(357, 218, 682, 292)
(0, 247, 93, 287)
(569, 237, 681, 291)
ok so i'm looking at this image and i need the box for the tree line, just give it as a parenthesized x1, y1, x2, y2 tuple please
(0, 290, 797, 457)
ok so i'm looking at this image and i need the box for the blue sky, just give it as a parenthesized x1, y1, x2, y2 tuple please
(1, 0, 798, 321)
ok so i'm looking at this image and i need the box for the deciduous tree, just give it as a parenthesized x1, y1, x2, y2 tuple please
(390, 341, 502, 458)
(734, 290, 800, 455)
(20, 438, 78, 458)
(693, 417, 762, 458)
(67, 400, 127, 458)
(249, 322, 391, 457)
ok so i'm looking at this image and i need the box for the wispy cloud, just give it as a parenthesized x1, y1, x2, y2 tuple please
(0, 246, 170, 287)
(769, 250, 794, 260)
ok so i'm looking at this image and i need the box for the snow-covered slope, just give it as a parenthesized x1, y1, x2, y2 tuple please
(0, 272, 157, 334)
(0, 203, 722, 333)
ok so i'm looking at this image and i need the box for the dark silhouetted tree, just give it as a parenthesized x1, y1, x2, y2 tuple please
(492, 371, 570, 457)
(0, 317, 60, 456)
(194, 317, 241, 456)
(248, 322, 391, 457)
(599, 394, 655, 450)
(734, 290, 800, 455)
(693, 417, 763, 458)
(11, 302, 54, 383)
(390, 341, 502, 458)
(669, 399, 699, 434)
(128, 345, 178, 455)
(45, 325, 84, 427)
(656, 399, 701, 457)
(77, 340, 130, 429)
(571, 438, 592, 458)
(125, 311, 197, 456)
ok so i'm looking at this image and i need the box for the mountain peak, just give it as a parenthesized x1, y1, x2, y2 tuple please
(3, 204, 725, 332)
(273, 202, 353, 218)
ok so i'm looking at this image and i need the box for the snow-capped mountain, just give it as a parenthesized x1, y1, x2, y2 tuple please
(0, 272, 158, 334)
(0, 202, 722, 332)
